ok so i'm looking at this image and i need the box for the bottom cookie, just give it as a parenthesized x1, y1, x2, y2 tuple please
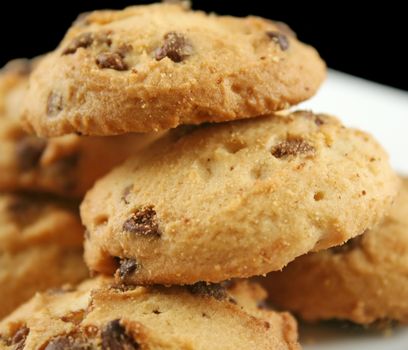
(0, 193, 88, 318)
(0, 277, 300, 350)
(261, 176, 408, 324)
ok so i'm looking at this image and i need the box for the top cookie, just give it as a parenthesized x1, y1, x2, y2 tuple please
(81, 111, 398, 285)
(0, 59, 163, 198)
(21, 2, 325, 136)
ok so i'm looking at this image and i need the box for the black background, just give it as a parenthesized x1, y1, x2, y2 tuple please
(1, 1, 406, 90)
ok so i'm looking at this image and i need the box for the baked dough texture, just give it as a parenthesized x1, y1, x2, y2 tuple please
(0, 277, 300, 350)
(81, 111, 399, 284)
(263, 177, 408, 324)
(0, 58, 163, 197)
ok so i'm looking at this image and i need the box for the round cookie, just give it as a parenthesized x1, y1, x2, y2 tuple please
(81, 111, 399, 285)
(0, 59, 164, 198)
(0, 278, 300, 350)
(262, 176, 408, 325)
(0, 193, 88, 318)
(21, 2, 325, 137)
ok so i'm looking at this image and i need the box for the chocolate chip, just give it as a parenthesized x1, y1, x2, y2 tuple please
(47, 91, 64, 117)
(118, 258, 139, 279)
(271, 137, 315, 159)
(96, 52, 128, 71)
(155, 32, 193, 62)
(187, 282, 228, 301)
(228, 297, 237, 304)
(331, 234, 365, 254)
(45, 336, 90, 350)
(122, 206, 161, 237)
(101, 319, 139, 350)
(11, 327, 29, 350)
(315, 116, 325, 126)
(16, 137, 47, 170)
(62, 33, 94, 55)
(266, 31, 289, 51)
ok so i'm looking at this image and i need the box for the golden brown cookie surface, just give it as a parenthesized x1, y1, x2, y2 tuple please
(0, 59, 163, 198)
(262, 177, 408, 325)
(81, 111, 398, 285)
(0, 278, 299, 350)
(21, 3, 325, 136)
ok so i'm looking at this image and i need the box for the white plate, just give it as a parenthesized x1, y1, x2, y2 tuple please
(297, 71, 408, 349)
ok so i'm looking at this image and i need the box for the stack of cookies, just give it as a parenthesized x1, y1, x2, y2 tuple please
(0, 2, 403, 349)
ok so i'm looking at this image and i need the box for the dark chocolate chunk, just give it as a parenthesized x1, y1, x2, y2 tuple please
(187, 282, 227, 301)
(266, 31, 289, 51)
(16, 137, 47, 170)
(101, 319, 139, 350)
(122, 206, 161, 237)
(118, 259, 139, 279)
(315, 116, 325, 126)
(155, 32, 193, 62)
(271, 137, 315, 159)
(62, 33, 94, 55)
(96, 52, 128, 71)
(44, 336, 90, 350)
(11, 326, 29, 350)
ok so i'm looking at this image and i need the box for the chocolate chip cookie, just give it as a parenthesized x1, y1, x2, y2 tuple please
(21, 2, 325, 136)
(0, 58, 164, 197)
(81, 111, 398, 285)
(262, 176, 408, 325)
(0, 277, 300, 349)
(0, 193, 88, 318)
